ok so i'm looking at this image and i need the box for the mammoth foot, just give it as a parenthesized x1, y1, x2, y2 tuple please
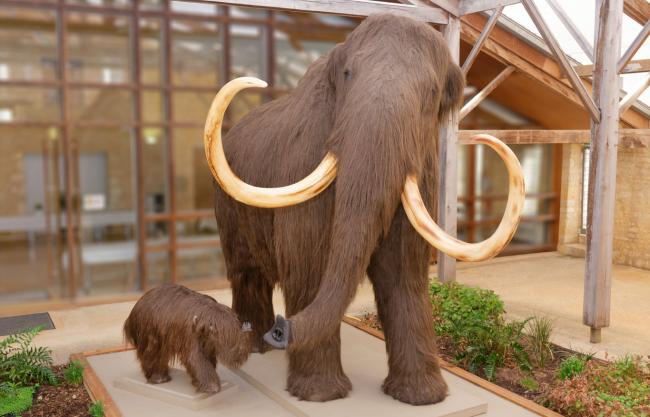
(287, 372, 352, 402)
(263, 315, 291, 349)
(147, 372, 171, 385)
(382, 371, 448, 405)
(196, 381, 221, 394)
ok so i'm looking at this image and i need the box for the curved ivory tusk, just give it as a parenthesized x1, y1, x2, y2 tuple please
(401, 134, 525, 262)
(204, 77, 338, 208)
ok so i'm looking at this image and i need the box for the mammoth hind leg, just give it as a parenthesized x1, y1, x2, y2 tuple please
(182, 342, 221, 394)
(230, 267, 275, 353)
(366, 208, 448, 405)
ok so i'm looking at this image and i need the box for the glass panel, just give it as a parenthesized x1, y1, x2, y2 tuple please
(176, 219, 218, 240)
(0, 127, 66, 302)
(172, 1, 220, 15)
(172, 128, 212, 212)
(173, 91, 213, 124)
(274, 28, 346, 88)
(0, 7, 57, 81)
(141, 127, 168, 214)
(146, 251, 170, 286)
(474, 144, 554, 248)
(171, 20, 222, 87)
(67, 13, 131, 84)
(142, 90, 163, 123)
(177, 246, 226, 282)
(140, 0, 163, 11)
(231, 24, 266, 78)
(66, 0, 131, 8)
(228, 6, 267, 19)
(227, 91, 265, 124)
(71, 127, 137, 296)
(0, 87, 60, 122)
(140, 18, 163, 85)
(68, 88, 133, 123)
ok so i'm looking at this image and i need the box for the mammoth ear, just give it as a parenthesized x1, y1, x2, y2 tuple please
(438, 62, 465, 122)
(326, 44, 345, 90)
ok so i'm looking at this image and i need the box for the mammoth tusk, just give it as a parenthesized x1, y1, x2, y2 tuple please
(204, 77, 338, 208)
(402, 134, 525, 262)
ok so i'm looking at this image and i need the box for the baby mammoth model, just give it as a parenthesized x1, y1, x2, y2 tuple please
(204, 14, 525, 405)
(124, 284, 252, 393)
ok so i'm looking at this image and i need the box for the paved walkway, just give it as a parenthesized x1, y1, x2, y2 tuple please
(20, 252, 650, 364)
(455, 252, 650, 360)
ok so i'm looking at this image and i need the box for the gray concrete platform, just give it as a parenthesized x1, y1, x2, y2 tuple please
(88, 323, 542, 417)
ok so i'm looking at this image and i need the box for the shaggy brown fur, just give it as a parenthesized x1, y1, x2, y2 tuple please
(213, 14, 464, 404)
(124, 284, 252, 393)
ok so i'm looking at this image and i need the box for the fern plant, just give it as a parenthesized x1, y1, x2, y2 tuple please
(0, 326, 57, 386)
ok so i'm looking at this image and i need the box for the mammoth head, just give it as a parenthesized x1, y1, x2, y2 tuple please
(204, 15, 525, 262)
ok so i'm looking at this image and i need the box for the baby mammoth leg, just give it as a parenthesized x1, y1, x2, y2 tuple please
(182, 341, 221, 394)
(140, 348, 171, 384)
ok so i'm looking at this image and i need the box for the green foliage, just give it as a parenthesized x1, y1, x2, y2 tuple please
(89, 400, 105, 417)
(558, 356, 588, 380)
(429, 281, 531, 380)
(526, 316, 554, 367)
(64, 360, 85, 386)
(519, 376, 540, 392)
(0, 383, 34, 417)
(546, 357, 650, 417)
(0, 326, 56, 386)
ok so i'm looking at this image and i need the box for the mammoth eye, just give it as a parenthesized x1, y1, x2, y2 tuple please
(343, 69, 352, 80)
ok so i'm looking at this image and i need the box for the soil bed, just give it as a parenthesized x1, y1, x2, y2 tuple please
(358, 313, 603, 412)
(22, 365, 93, 417)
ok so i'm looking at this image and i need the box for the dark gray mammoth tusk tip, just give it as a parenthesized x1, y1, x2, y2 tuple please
(263, 315, 291, 349)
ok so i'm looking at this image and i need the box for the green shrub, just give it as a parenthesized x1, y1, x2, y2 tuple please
(526, 316, 554, 367)
(429, 281, 531, 380)
(519, 377, 539, 391)
(64, 360, 85, 386)
(0, 383, 34, 416)
(558, 355, 588, 380)
(0, 326, 56, 386)
(546, 357, 650, 417)
(89, 400, 105, 417)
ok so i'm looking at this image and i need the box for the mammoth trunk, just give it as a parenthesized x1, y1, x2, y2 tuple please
(268, 102, 437, 351)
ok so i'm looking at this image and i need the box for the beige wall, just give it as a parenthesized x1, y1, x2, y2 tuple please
(558, 143, 650, 270)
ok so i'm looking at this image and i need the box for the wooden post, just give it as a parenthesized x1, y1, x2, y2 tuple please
(584, 0, 623, 343)
(437, 16, 460, 283)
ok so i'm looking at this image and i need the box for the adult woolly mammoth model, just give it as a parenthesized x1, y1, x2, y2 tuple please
(204, 14, 525, 405)
(124, 284, 252, 393)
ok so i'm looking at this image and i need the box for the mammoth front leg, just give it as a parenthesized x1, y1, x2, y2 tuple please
(367, 208, 448, 405)
(284, 281, 352, 401)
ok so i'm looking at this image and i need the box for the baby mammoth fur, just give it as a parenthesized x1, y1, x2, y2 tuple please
(124, 284, 252, 393)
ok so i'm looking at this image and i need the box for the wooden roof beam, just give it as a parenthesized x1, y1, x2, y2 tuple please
(620, 74, 650, 114)
(460, 65, 515, 119)
(618, 20, 650, 73)
(461, 6, 503, 75)
(545, 0, 595, 62)
(624, 0, 650, 25)
(522, 0, 600, 122)
(573, 59, 650, 77)
(459, 129, 650, 147)
(459, 0, 520, 15)
(202, 0, 449, 23)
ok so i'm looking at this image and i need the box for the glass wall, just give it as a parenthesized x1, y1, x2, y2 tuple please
(0, 1, 558, 306)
